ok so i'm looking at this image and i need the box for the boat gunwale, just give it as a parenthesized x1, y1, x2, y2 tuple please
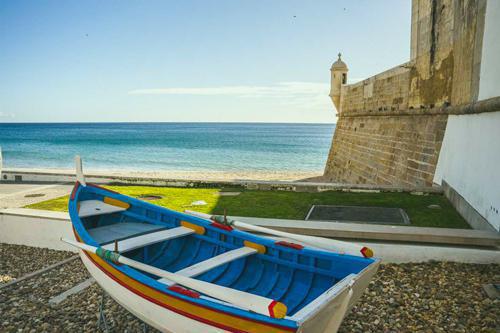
(78, 183, 374, 264)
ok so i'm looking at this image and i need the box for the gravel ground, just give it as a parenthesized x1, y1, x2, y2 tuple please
(0, 244, 498, 332)
(340, 262, 499, 333)
(0, 244, 74, 284)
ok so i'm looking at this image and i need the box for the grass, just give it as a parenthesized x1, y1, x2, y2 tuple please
(25, 185, 470, 229)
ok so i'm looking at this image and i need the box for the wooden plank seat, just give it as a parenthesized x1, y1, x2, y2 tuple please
(87, 222, 194, 253)
(78, 200, 127, 218)
(158, 247, 258, 285)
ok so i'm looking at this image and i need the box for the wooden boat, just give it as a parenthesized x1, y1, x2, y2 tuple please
(66, 158, 380, 333)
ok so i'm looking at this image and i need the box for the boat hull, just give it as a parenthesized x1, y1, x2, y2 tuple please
(69, 182, 379, 333)
(298, 260, 380, 332)
(80, 249, 227, 333)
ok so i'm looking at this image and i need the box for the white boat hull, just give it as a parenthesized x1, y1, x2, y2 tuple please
(298, 260, 380, 333)
(79, 250, 227, 333)
(80, 249, 379, 333)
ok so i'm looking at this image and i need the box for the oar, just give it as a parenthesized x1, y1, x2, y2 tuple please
(74, 155, 86, 186)
(61, 238, 287, 319)
(185, 210, 374, 258)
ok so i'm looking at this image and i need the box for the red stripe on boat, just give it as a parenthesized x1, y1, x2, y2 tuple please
(168, 285, 200, 298)
(70, 182, 80, 200)
(275, 241, 304, 250)
(210, 222, 233, 231)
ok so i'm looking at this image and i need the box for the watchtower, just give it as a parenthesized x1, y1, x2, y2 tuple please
(329, 53, 348, 112)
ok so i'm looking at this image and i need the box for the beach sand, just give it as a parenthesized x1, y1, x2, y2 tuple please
(3, 167, 323, 182)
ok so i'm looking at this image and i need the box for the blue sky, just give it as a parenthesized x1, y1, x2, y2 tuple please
(0, 1, 411, 123)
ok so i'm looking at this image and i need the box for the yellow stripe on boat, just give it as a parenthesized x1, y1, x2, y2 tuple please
(87, 252, 293, 333)
(181, 221, 206, 235)
(244, 240, 266, 254)
(103, 197, 130, 209)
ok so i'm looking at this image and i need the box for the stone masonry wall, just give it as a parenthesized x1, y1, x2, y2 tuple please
(325, 114, 447, 186)
(341, 65, 411, 114)
(324, 0, 486, 187)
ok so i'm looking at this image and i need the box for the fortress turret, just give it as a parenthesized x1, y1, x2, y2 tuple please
(329, 53, 348, 112)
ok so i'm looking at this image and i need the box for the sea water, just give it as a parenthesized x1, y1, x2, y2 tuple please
(0, 123, 335, 172)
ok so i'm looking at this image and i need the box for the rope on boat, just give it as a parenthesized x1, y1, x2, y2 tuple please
(95, 247, 121, 264)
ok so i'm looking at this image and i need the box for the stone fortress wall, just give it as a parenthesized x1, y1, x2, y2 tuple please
(324, 0, 486, 187)
(324, 0, 500, 231)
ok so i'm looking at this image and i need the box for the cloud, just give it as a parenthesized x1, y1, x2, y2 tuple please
(0, 111, 15, 119)
(129, 81, 328, 98)
(129, 82, 333, 110)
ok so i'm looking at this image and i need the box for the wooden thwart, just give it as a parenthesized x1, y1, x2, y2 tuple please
(158, 247, 258, 285)
(102, 226, 194, 253)
(78, 200, 127, 218)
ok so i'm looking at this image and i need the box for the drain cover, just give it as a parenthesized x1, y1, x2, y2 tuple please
(305, 205, 410, 225)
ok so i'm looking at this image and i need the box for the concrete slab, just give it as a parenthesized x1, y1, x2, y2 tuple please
(0, 209, 75, 251)
(270, 236, 500, 264)
(49, 278, 95, 305)
(0, 208, 70, 220)
(0, 183, 73, 209)
(2, 208, 499, 249)
(0, 208, 499, 264)
(362, 241, 500, 264)
(1, 168, 443, 194)
(232, 215, 500, 247)
(482, 284, 500, 300)
(0, 183, 52, 197)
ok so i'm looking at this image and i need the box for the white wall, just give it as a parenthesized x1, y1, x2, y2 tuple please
(0, 208, 76, 251)
(434, 112, 500, 231)
(478, 0, 500, 100)
(434, 1, 500, 231)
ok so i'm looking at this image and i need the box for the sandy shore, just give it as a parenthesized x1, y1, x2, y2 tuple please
(3, 167, 323, 182)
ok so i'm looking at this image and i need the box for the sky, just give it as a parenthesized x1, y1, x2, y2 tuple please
(0, 1, 411, 123)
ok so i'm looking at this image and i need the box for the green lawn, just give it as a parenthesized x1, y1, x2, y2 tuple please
(25, 185, 470, 229)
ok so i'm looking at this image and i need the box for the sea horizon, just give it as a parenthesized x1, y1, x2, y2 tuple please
(0, 122, 335, 175)
(0, 121, 335, 125)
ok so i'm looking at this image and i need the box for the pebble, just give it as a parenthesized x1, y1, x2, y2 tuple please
(1, 244, 498, 332)
(0, 243, 74, 283)
(339, 261, 500, 333)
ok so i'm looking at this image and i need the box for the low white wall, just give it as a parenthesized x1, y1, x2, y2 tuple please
(434, 112, 500, 231)
(363, 242, 500, 264)
(1, 208, 498, 263)
(0, 209, 76, 252)
(1, 171, 113, 184)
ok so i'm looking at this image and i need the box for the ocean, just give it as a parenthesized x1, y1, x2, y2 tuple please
(0, 123, 335, 173)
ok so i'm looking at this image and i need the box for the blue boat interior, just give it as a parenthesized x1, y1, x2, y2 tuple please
(76, 187, 374, 317)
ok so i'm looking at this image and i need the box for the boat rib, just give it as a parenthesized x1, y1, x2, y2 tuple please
(158, 247, 258, 285)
